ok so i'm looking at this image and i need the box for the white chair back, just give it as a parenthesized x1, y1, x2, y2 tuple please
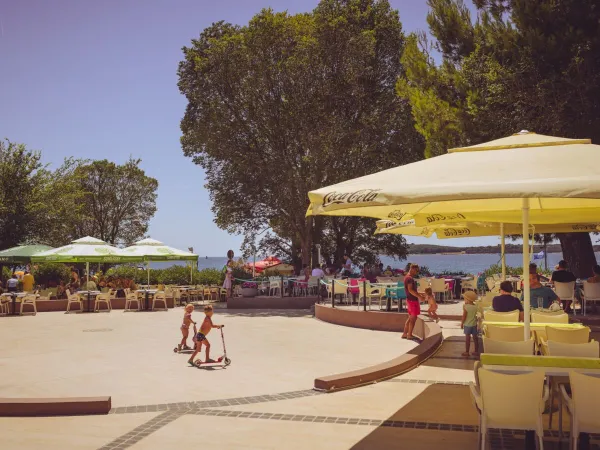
(554, 281, 576, 300)
(431, 278, 446, 293)
(568, 372, 600, 436)
(531, 312, 569, 324)
(547, 340, 599, 358)
(583, 281, 600, 300)
(483, 337, 534, 355)
(478, 368, 546, 429)
(484, 310, 520, 323)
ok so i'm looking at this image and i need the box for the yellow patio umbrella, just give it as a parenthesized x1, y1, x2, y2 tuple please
(308, 131, 600, 338)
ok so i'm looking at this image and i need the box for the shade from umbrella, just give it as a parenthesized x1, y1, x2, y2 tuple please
(307, 131, 600, 339)
(0, 244, 54, 264)
(30, 237, 138, 263)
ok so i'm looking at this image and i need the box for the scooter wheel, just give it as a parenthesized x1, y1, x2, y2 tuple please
(173, 347, 178, 353)
(224, 357, 231, 366)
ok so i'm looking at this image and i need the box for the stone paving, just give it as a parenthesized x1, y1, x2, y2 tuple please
(1, 309, 599, 449)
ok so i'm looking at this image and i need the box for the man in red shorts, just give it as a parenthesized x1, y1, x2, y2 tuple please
(402, 264, 425, 340)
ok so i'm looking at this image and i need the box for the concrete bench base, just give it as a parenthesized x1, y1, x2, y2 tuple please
(228, 296, 318, 309)
(0, 396, 112, 416)
(314, 305, 443, 391)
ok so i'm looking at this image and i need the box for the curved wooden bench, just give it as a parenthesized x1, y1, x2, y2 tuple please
(0, 396, 111, 416)
(314, 305, 443, 391)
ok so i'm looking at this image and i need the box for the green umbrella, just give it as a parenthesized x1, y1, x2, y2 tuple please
(121, 238, 198, 284)
(31, 237, 143, 289)
(0, 244, 54, 264)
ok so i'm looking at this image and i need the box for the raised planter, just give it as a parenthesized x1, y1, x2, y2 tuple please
(241, 288, 258, 298)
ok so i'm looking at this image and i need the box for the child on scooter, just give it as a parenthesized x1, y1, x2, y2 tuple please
(177, 304, 196, 352)
(188, 305, 223, 366)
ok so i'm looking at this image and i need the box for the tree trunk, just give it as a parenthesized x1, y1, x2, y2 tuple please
(556, 233, 597, 278)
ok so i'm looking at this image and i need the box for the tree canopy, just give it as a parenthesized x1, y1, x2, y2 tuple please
(397, 0, 600, 276)
(0, 140, 158, 252)
(178, 0, 423, 267)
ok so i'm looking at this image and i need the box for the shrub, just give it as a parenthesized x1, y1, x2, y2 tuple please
(483, 264, 523, 278)
(32, 263, 71, 287)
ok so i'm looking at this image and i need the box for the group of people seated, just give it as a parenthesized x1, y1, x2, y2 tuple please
(491, 260, 600, 317)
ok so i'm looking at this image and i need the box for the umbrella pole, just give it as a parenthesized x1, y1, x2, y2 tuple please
(147, 262, 150, 286)
(500, 223, 506, 281)
(86, 262, 89, 287)
(522, 199, 531, 340)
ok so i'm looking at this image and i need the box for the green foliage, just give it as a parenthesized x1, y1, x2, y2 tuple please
(73, 158, 158, 246)
(399, 0, 600, 277)
(32, 263, 71, 286)
(178, 0, 423, 267)
(483, 264, 522, 278)
(105, 265, 225, 286)
(2, 266, 11, 281)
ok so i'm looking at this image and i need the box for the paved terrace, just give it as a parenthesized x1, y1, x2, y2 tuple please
(0, 307, 599, 449)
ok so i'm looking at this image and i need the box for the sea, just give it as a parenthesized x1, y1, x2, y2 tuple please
(151, 252, 600, 275)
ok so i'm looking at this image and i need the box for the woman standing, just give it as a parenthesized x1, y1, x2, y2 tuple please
(223, 259, 233, 300)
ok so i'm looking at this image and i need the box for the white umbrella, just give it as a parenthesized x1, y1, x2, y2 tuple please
(308, 131, 600, 338)
(121, 238, 198, 285)
(31, 236, 140, 289)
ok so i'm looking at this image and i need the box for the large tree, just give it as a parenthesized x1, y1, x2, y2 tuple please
(178, 0, 423, 265)
(0, 139, 86, 249)
(72, 158, 158, 246)
(397, 0, 600, 277)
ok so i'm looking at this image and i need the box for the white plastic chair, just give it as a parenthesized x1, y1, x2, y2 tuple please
(66, 289, 83, 313)
(485, 324, 526, 342)
(94, 293, 111, 312)
(484, 310, 520, 323)
(152, 291, 168, 311)
(461, 279, 477, 297)
(269, 277, 282, 296)
(20, 294, 37, 315)
(582, 281, 600, 315)
(482, 337, 534, 355)
(124, 291, 142, 312)
(531, 312, 569, 324)
(0, 293, 12, 315)
(554, 281, 576, 314)
(431, 278, 449, 302)
(470, 367, 548, 450)
(307, 277, 320, 296)
(561, 371, 600, 450)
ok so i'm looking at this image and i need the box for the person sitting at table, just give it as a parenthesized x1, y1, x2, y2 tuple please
(551, 260, 577, 313)
(311, 264, 325, 278)
(521, 266, 558, 309)
(56, 281, 67, 299)
(587, 265, 600, 283)
(6, 273, 19, 293)
(383, 265, 394, 277)
(492, 281, 523, 320)
(83, 277, 97, 291)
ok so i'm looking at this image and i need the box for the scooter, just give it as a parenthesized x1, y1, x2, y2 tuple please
(194, 326, 231, 368)
(174, 324, 198, 353)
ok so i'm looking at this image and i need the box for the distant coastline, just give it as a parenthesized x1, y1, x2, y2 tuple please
(408, 243, 600, 255)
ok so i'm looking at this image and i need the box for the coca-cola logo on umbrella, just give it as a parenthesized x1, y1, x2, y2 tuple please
(322, 189, 381, 207)
(426, 213, 466, 224)
(442, 228, 471, 237)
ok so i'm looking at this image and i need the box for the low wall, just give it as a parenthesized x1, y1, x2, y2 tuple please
(6, 297, 175, 314)
(313, 305, 442, 391)
(0, 396, 111, 417)
(228, 296, 318, 309)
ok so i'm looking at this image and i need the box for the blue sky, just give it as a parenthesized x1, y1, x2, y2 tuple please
(0, 0, 495, 256)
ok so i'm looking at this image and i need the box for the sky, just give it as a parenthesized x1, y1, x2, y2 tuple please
(0, 0, 496, 256)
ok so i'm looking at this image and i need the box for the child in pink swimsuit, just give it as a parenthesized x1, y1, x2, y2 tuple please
(178, 304, 196, 351)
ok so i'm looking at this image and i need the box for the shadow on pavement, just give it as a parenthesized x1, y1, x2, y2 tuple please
(215, 309, 312, 318)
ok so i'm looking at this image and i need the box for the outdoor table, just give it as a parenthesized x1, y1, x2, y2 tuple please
(380, 283, 403, 312)
(1, 292, 29, 316)
(77, 290, 101, 312)
(136, 289, 158, 310)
